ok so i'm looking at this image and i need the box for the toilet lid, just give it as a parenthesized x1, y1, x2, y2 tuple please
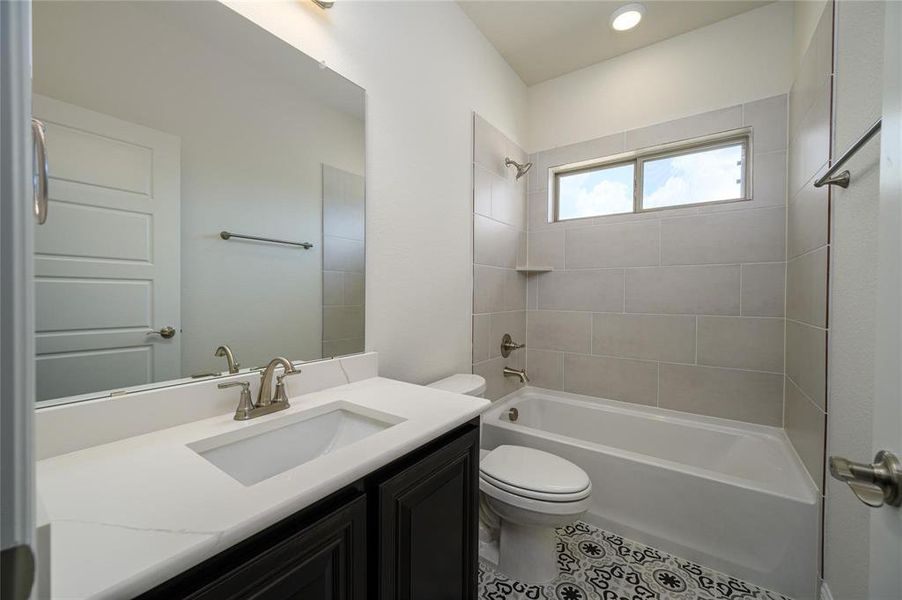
(480, 445, 590, 498)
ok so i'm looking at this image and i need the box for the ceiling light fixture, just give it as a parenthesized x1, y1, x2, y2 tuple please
(610, 3, 645, 31)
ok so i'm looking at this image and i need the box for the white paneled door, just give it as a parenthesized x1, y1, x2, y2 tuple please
(32, 95, 180, 402)
(870, 2, 902, 595)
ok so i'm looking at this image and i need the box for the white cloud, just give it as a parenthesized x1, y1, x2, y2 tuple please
(560, 178, 632, 219)
(643, 147, 742, 209)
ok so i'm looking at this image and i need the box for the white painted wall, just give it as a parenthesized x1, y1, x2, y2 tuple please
(526, 2, 794, 152)
(33, 2, 365, 377)
(224, 1, 528, 384)
(825, 2, 886, 598)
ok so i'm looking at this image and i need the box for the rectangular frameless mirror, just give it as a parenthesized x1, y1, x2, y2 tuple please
(32, 1, 365, 405)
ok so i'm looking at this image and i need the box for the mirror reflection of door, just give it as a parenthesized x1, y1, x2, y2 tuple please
(33, 95, 180, 403)
(31, 1, 365, 406)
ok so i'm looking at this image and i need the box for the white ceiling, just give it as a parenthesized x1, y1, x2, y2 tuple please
(458, 1, 775, 85)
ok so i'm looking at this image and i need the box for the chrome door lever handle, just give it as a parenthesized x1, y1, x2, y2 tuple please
(829, 451, 902, 508)
(146, 326, 176, 339)
(32, 118, 49, 224)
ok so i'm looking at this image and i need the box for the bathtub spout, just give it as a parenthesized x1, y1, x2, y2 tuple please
(503, 366, 529, 384)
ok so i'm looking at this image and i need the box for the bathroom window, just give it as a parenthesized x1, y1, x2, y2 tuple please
(552, 132, 750, 221)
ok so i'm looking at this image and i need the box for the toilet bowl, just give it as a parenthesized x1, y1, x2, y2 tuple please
(426, 375, 591, 583)
(479, 445, 591, 583)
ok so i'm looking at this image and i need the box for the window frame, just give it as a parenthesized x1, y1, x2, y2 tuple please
(551, 129, 753, 222)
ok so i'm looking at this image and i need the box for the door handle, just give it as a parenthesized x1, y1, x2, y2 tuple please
(31, 118, 49, 224)
(146, 326, 176, 339)
(829, 450, 902, 508)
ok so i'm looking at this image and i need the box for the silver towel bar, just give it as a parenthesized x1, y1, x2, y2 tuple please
(814, 118, 882, 189)
(220, 231, 313, 249)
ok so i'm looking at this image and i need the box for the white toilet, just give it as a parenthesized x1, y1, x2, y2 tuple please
(427, 374, 592, 584)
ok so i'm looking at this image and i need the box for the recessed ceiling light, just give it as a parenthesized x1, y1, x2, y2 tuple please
(610, 3, 645, 31)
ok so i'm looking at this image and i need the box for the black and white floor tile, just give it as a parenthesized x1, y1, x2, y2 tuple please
(478, 521, 792, 600)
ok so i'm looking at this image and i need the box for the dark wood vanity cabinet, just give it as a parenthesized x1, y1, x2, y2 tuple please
(138, 419, 479, 600)
(187, 495, 367, 600)
(374, 425, 479, 600)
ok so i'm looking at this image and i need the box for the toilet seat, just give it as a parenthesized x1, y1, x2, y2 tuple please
(480, 471, 591, 503)
(479, 445, 591, 503)
(479, 476, 592, 518)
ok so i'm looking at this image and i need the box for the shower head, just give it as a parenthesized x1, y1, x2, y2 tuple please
(505, 157, 533, 180)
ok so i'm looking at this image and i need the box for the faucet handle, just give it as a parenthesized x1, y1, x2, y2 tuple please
(274, 369, 302, 404)
(219, 381, 254, 421)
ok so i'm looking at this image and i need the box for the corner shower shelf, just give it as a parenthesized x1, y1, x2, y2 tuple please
(515, 266, 554, 274)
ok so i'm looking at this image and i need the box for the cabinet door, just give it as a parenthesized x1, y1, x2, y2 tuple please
(377, 427, 479, 600)
(190, 495, 366, 600)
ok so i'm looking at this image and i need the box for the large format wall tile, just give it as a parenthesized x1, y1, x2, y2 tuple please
(528, 229, 565, 268)
(475, 214, 522, 268)
(565, 221, 660, 268)
(473, 115, 529, 399)
(658, 364, 783, 426)
(624, 106, 742, 150)
(786, 319, 827, 409)
(788, 183, 829, 259)
(789, 78, 831, 198)
(474, 354, 524, 401)
(660, 207, 785, 266)
(323, 305, 365, 341)
(743, 95, 789, 154)
(536, 270, 623, 312)
(697, 316, 784, 373)
(491, 311, 526, 356)
(785, 376, 826, 488)
(740, 263, 785, 317)
(563, 354, 658, 406)
(526, 349, 563, 390)
(591, 313, 696, 363)
(527, 132, 625, 192)
(472, 314, 492, 363)
(783, 2, 831, 531)
(527, 311, 592, 353)
(748, 150, 789, 210)
(515, 103, 789, 427)
(474, 265, 526, 314)
(491, 175, 527, 230)
(474, 114, 525, 179)
(625, 265, 740, 315)
(786, 247, 829, 327)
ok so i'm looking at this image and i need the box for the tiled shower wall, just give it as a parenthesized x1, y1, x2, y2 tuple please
(785, 5, 833, 488)
(322, 164, 366, 357)
(523, 98, 789, 426)
(472, 115, 528, 400)
(783, 3, 832, 490)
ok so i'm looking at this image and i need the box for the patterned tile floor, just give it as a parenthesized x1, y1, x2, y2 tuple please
(478, 521, 791, 600)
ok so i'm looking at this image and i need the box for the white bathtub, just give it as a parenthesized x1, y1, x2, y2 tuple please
(481, 387, 819, 599)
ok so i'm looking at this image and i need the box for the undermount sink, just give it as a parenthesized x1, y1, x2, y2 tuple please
(188, 401, 404, 486)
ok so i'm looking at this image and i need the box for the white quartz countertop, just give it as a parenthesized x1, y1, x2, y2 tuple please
(37, 377, 489, 599)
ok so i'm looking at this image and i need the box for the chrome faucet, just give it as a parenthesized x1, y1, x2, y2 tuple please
(217, 357, 301, 421)
(257, 357, 299, 407)
(214, 344, 240, 374)
(503, 366, 529, 384)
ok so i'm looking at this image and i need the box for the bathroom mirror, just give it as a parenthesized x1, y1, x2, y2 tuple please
(32, 1, 365, 405)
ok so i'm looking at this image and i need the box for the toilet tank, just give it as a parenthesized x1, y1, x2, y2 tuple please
(427, 374, 486, 397)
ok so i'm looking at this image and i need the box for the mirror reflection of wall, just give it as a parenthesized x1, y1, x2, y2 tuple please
(32, 1, 365, 404)
(322, 166, 365, 357)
